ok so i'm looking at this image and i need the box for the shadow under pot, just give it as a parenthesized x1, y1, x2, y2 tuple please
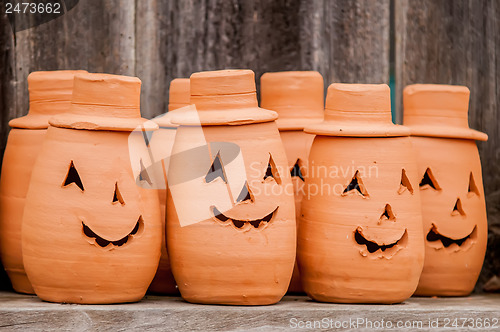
(21, 73, 162, 304)
(403, 84, 488, 296)
(299, 83, 425, 304)
(166, 69, 296, 305)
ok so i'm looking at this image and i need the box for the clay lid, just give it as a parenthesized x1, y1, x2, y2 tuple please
(50, 73, 157, 132)
(170, 69, 277, 126)
(305, 83, 410, 137)
(260, 71, 324, 130)
(168, 78, 190, 112)
(9, 70, 87, 129)
(403, 84, 488, 141)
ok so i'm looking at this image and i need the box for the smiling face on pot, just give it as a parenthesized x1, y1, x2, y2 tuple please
(168, 122, 295, 230)
(21, 127, 162, 303)
(410, 137, 488, 296)
(299, 136, 425, 302)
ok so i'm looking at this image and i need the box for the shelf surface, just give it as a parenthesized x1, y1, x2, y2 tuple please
(0, 292, 499, 331)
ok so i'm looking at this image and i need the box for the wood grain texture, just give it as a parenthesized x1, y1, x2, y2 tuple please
(395, 0, 500, 289)
(0, 6, 14, 291)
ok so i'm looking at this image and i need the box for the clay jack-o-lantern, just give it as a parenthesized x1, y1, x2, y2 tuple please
(22, 73, 162, 304)
(260, 71, 324, 293)
(404, 84, 488, 296)
(0, 70, 86, 294)
(167, 70, 296, 305)
(299, 83, 425, 304)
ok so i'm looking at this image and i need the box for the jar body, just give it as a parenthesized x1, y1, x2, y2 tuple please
(167, 122, 296, 305)
(22, 126, 162, 304)
(299, 136, 424, 303)
(0, 128, 46, 294)
(279, 130, 315, 293)
(411, 137, 487, 296)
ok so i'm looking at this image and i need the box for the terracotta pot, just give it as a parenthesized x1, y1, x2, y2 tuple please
(168, 78, 190, 111)
(260, 71, 324, 294)
(22, 73, 161, 304)
(299, 83, 425, 304)
(0, 70, 85, 294)
(148, 78, 190, 295)
(403, 84, 488, 296)
(166, 69, 296, 305)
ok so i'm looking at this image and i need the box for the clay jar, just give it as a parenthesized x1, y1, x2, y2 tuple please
(299, 84, 425, 304)
(403, 84, 488, 296)
(148, 78, 190, 295)
(0, 70, 85, 294)
(167, 69, 296, 305)
(22, 73, 162, 304)
(260, 71, 324, 293)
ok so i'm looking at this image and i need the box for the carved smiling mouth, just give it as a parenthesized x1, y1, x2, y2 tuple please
(355, 227, 408, 257)
(211, 206, 278, 230)
(426, 224, 477, 250)
(82, 216, 144, 248)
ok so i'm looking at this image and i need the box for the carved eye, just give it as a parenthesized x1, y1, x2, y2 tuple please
(62, 160, 84, 191)
(468, 172, 480, 197)
(419, 168, 441, 190)
(398, 169, 414, 194)
(290, 159, 305, 182)
(342, 170, 368, 197)
(205, 152, 227, 183)
(263, 154, 281, 184)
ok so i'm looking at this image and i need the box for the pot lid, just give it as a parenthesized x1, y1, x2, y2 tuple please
(170, 69, 277, 126)
(403, 84, 487, 141)
(50, 73, 157, 132)
(260, 71, 324, 130)
(168, 78, 190, 112)
(305, 83, 410, 137)
(9, 70, 87, 129)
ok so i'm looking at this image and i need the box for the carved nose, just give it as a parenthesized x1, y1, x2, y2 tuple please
(112, 182, 125, 205)
(236, 181, 253, 203)
(451, 198, 466, 216)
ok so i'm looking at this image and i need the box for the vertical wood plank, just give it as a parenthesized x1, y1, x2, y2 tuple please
(143, 0, 389, 117)
(11, 0, 136, 121)
(0, 8, 14, 291)
(395, 0, 500, 288)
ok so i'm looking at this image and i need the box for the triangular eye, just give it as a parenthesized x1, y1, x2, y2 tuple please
(290, 159, 305, 182)
(379, 204, 396, 222)
(139, 159, 152, 185)
(112, 182, 125, 205)
(419, 168, 441, 190)
(451, 198, 466, 216)
(63, 160, 84, 191)
(342, 170, 368, 197)
(205, 152, 227, 183)
(468, 172, 480, 197)
(398, 169, 414, 194)
(236, 181, 253, 203)
(264, 154, 281, 185)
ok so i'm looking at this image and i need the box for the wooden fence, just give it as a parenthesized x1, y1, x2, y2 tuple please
(0, 0, 498, 290)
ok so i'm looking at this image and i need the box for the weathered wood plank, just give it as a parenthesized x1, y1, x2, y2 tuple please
(300, 0, 390, 85)
(395, 0, 500, 289)
(11, 0, 136, 122)
(0, 7, 15, 291)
